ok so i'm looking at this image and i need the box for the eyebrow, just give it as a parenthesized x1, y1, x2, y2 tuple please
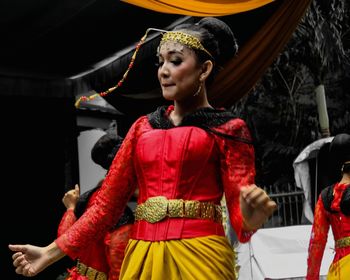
(158, 49, 185, 57)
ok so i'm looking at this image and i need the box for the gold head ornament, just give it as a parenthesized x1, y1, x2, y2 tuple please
(160, 31, 213, 59)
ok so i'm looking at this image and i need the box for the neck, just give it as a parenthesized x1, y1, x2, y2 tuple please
(171, 98, 211, 126)
(174, 89, 211, 113)
(340, 173, 350, 185)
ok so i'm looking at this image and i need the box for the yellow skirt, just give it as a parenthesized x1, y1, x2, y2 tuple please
(327, 253, 350, 280)
(120, 235, 238, 280)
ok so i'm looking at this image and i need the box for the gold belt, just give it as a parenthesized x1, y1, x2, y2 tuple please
(76, 260, 107, 280)
(335, 236, 350, 249)
(135, 196, 222, 223)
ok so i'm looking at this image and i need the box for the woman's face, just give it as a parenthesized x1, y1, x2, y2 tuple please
(157, 41, 202, 101)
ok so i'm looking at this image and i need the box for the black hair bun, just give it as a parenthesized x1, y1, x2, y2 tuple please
(91, 130, 124, 170)
(197, 17, 238, 64)
(329, 133, 350, 172)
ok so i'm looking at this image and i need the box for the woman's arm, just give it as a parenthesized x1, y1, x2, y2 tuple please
(55, 117, 146, 259)
(306, 196, 330, 280)
(217, 118, 276, 242)
(57, 185, 80, 237)
(9, 116, 148, 276)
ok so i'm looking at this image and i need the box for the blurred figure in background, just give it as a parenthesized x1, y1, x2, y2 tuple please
(306, 133, 350, 280)
(57, 129, 134, 280)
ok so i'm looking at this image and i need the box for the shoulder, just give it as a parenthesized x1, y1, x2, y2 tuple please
(320, 184, 335, 212)
(213, 117, 252, 143)
(128, 115, 152, 134)
(133, 115, 150, 127)
(225, 118, 249, 130)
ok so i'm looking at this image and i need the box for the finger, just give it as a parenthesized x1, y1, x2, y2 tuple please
(12, 252, 23, 261)
(9, 244, 26, 253)
(264, 200, 278, 216)
(15, 264, 24, 275)
(75, 184, 80, 194)
(241, 185, 258, 200)
(252, 193, 271, 208)
(19, 257, 29, 269)
(244, 187, 266, 206)
(13, 254, 26, 267)
(259, 200, 277, 217)
(22, 262, 35, 277)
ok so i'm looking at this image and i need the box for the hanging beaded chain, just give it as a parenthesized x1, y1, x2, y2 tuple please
(74, 28, 167, 108)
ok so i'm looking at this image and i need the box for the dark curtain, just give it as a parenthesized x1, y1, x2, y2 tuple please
(2, 96, 78, 279)
(209, 0, 312, 107)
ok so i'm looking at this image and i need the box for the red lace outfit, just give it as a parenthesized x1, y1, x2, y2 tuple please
(56, 105, 256, 277)
(306, 182, 350, 279)
(57, 188, 133, 280)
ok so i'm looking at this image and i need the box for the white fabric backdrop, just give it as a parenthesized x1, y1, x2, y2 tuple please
(78, 129, 107, 193)
(236, 225, 334, 279)
(293, 137, 334, 223)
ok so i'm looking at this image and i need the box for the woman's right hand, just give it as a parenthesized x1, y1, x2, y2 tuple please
(9, 242, 65, 277)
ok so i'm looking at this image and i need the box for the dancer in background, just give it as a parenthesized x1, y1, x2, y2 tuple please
(306, 133, 350, 280)
(10, 17, 276, 279)
(57, 130, 134, 280)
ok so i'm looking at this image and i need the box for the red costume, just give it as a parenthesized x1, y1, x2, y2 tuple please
(58, 187, 134, 280)
(306, 182, 350, 279)
(56, 105, 256, 264)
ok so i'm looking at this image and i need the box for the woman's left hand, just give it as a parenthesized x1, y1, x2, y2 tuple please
(240, 184, 277, 231)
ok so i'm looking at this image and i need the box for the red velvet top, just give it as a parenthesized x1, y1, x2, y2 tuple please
(56, 106, 256, 259)
(306, 183, 350, 280)
(57, 189, 133, 280)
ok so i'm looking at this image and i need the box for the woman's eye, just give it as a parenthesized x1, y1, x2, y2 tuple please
(171, 59, 182, 65)
(155, 58, 181, 68)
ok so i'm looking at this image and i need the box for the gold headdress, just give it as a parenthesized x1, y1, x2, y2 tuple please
(160, 31, 213, 59)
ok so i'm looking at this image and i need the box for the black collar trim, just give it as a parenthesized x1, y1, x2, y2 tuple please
(147, 106, 252, 144)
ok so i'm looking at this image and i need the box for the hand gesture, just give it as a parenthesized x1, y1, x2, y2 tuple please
(62, 184, 80, 210)
(240, 184, 277, 230)
(9, 242, 64, 277)
(9, 244, 49, 277)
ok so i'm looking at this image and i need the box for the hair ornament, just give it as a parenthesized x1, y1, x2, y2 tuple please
(160, 31, 213, 59)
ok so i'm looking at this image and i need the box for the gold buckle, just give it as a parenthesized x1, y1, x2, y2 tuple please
(135, 196, 168, 223)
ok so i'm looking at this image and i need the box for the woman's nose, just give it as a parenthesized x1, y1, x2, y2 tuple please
(158, 63, 169, 77)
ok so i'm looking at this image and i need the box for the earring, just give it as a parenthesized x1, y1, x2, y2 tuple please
(193, 82, 202, 97)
